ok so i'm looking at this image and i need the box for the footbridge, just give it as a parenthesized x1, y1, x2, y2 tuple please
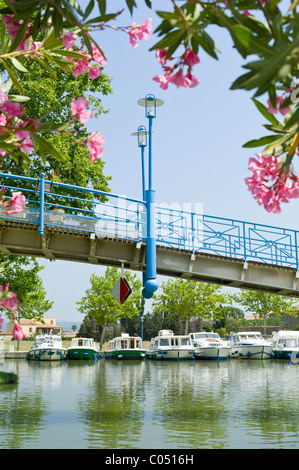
(1, 173, 299, 297)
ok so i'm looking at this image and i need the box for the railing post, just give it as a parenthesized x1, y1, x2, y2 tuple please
(39, 173, 45, 236)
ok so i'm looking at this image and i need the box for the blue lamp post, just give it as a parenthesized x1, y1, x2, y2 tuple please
(137, 94, 164, 299)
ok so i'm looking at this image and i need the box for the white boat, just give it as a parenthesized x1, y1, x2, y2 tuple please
(0, 337, 4, 357)
(271, 330, 299, 360)
(67, 337, 101, 360)
(229, 331, 273, 359)
(105, 333, 146, 360)
(146, 330, 195, 360)
(26, 334, 67, 361)
(190, 332, 231, 360)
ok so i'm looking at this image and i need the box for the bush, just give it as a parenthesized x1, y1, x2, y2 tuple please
(0, 372, 18, 384)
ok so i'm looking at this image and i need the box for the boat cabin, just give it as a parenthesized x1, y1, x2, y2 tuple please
(153, 330, 192, 349)
(190, 332, 220, 341)
(109, 333, 143, 351)
(231, 332, 264, 344)
(71, 338, 96, 348)
(272, 331, 299, 349)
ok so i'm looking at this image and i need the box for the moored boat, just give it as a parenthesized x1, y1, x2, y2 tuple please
(190, 331, 231, 360)
(271, 330, 299, 360)
(146, 330, 195, 360)
(105, 333, 146, 360)
(67, 337, 101, 360)
(26, 334, 67, 361)
(229, 331, 273, 359)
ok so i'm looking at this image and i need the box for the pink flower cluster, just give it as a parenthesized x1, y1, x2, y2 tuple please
(0, 286, 26, 340)
(2, 14, 42, 53)
(62, 32, 107, 80)
(153, 48, 200, 90)
(0, 90, 39, 157)
(127, 19, 152, 48)
(70, 97, 104, 161)
(245, 153, 299, 213)
(0, 189, 26, 215)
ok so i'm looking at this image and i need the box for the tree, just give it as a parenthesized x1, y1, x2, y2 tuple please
(1, 1, 299, 213)
(153, 278, 229, 334)
(233, 290, 298, 334)
(0, 254, 53, 321)
(76, 267, 143, 349)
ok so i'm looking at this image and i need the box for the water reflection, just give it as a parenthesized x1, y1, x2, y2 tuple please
(1, 359, 299, 448)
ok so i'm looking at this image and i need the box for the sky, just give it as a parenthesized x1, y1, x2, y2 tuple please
(37, 1, 299, 323)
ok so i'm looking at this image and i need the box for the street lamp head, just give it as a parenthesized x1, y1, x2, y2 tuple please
(131, 125, 148, 147)
(137, 93, 164, 118)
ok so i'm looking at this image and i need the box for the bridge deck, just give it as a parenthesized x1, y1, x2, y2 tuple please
(2, 219, 299, 297)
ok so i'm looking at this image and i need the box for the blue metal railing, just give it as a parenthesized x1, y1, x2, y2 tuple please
(1, 172, 299, 271)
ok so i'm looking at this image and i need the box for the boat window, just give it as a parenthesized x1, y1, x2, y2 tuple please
(120, 340, 127, 349)
(136, 340, 141, 348)
(154, 340, 158, 347)
(181, 338, 190, 345)
(171, 338, 178, 346)
(160, 339, 169, 346)
(78, 339, 83, 347)
(285, 339, 297, 348)
(130, 339, 135, 349)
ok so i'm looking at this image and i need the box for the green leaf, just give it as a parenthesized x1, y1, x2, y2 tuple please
(243, 134, 283, 148)
(1, 60, 24, 94)
(232, 25, 275, 56)
(252, 98, 280, 126)
(10, 57, 28, 73)
(31, 134, 66, 162)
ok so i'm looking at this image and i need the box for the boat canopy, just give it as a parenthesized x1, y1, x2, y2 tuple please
(71, 338, 95, 348)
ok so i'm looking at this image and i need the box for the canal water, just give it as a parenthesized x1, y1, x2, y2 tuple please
(1, 357, 299, 449)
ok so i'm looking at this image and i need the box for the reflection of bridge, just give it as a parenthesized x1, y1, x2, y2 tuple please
(2, 173, 299, 297)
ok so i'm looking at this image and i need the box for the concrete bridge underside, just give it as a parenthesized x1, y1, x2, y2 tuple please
(1, 220, 299, 297)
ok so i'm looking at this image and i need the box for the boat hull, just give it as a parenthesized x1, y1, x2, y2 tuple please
(194, 347, 231, 360)
(26, 348, 67, 361)
(67, 348, 100, 360)
(272, 348, 299, 360)
(231, 345, 273, 359)
(146, 348, 195, 360)
(105, 349, 146, 360)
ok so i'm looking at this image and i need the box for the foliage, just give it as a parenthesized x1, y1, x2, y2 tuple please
(233, 289, 298, 333)
(76, 267, 143, 346)
(152, 278, 229, 334)
(0, 371, 17, 384)
(0, 254, 53, 321)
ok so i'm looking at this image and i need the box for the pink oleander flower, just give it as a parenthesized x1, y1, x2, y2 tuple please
(245, 153, 299, 213)
(86, 132, 105, 161)
(0, 114, 7, 127)
(12, 321, 26, 340)
(267, 96, 291, 116)
(71, 97, 93, 124)
(128, 18, 152, 47)
(15, 130, 34, 153)
(185, 49, 200, 67)
(72, 58, 90, 77)
(91, 44, 107, 67)
(1, 100, 23, 119)
(5, 191, 26, 214)
(88, 66, 102, 79)
(153, 73, 172, 90)
(169, 69, 189, 88)
(156, 49, 168, 66)
(0, 285, 19, 310)
(62, 32, 78, 49)
(185, 72, 200, 88)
